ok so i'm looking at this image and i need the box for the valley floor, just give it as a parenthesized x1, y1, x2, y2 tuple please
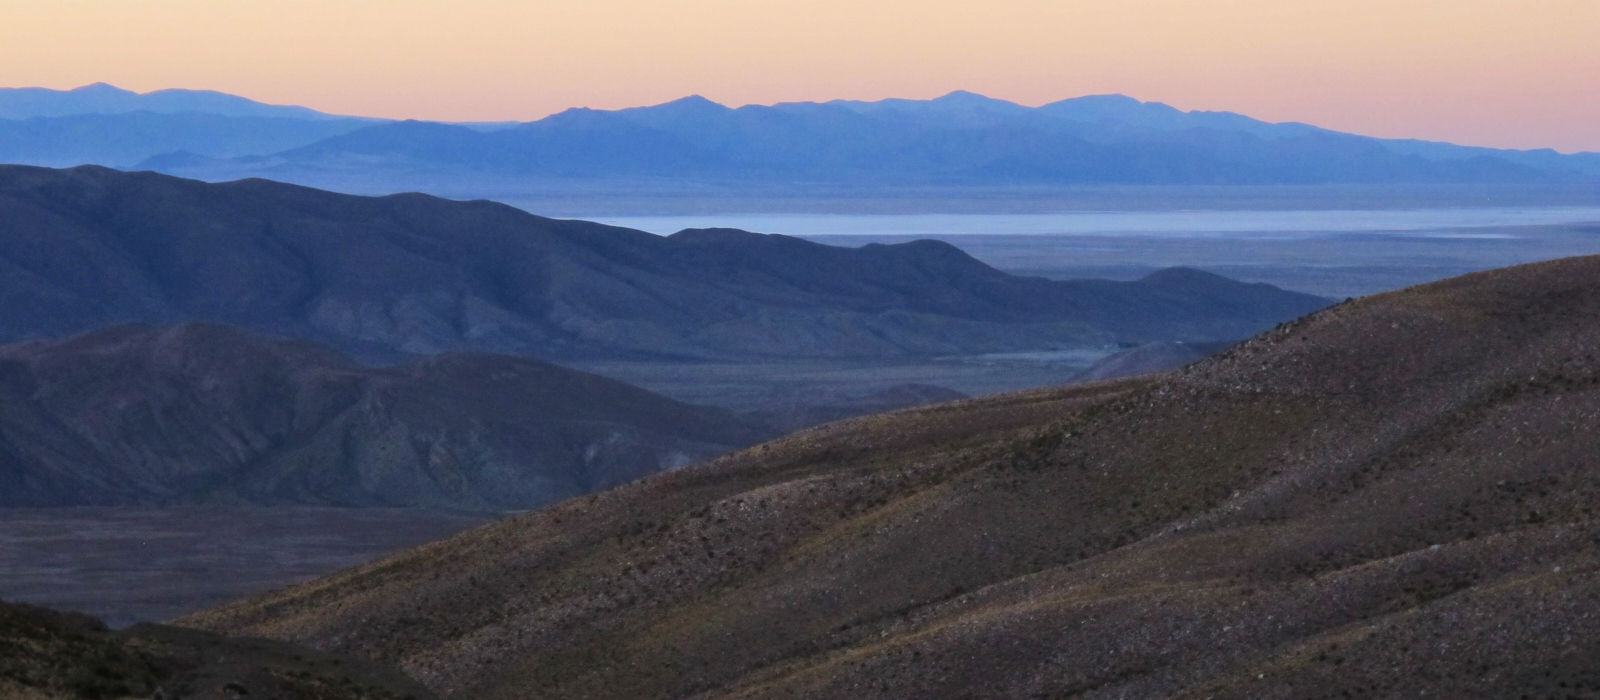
(808, 221, 1600, 299)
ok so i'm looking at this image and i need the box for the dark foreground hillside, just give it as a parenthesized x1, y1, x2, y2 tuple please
(0, 164, 1327, 363)
(0, 323, 772, 509)
(185, 255, 1600, 699)
(0, 599, 433, 699)
(0, 508, 498, 628)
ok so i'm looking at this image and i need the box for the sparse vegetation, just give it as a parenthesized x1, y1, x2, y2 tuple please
(180, 255, 1600, 699)
(0, 600, 436, 700)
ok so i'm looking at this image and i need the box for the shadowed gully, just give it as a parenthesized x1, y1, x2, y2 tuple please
(0, 323, 773, 510)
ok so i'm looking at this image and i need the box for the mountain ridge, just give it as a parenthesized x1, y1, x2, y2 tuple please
(136, 89, 1599, 186)
(0, 111, 372, 168)
(210, 94, 1573, 186)
(5, 84, 1595, 186)
(0, 164, 1330, 363)
(0, 82, 356, 121)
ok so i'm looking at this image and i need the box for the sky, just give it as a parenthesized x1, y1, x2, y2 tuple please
(2, 0, 1597, 152)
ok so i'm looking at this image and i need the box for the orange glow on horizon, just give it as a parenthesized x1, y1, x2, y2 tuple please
(1, 0, 1596, 152)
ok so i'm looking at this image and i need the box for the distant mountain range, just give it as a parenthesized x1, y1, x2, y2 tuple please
(0, 323, 774, 509)
(0, 83, 377, 168)
(0, 112, 371, 167)
(0, 82, 349, 120)
(1, 83, 1596, 187)
(187, 254, 1600, 700)
(0, 165, 1329, 363)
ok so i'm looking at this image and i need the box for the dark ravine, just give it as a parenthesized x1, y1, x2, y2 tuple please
(184, 255, 1600, 699)
(0, 164, 1329, 363)
(0, 323, 774, 509)
(0, 599, 435, 700)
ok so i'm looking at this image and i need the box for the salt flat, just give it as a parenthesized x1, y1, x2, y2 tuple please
(591, 206, 1600, 238)
(584, 212, 1600, 299)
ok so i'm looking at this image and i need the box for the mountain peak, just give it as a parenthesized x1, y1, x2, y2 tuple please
(648, 94, 731, 112)
(932, 89, 992, 101)
(71, 82, 135, 95)
(1138, 266, 1230, 285)
(666, 227, 770, 244)
(673, 94, 724, 106)
(1039, 93, 1176, 115)
(1059, 93, 1145, 105)
(821, 90, 1030, 121)
(928, 90, 1025, 109)
(614, 95, 734, 128)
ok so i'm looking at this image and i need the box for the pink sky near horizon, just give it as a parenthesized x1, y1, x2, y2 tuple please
(2, 0, 1597, 152)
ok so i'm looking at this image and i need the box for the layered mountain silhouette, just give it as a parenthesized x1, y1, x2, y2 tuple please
(150, 91, 1596, 186)
(0, 323, 774, 509)
(0, 82, 348, 121)
(2, 84, 1595, 184)
(0, 165, 1329, 362)
(186, 255, 1600, 699)
(0, 83, 377, 168)
(0, 112, 372, 168)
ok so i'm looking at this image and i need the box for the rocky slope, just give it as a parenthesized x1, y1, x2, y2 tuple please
(185, 255, 1600, 699)
(0, 323, 773, 509)
(0, 165, 1329, 362)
